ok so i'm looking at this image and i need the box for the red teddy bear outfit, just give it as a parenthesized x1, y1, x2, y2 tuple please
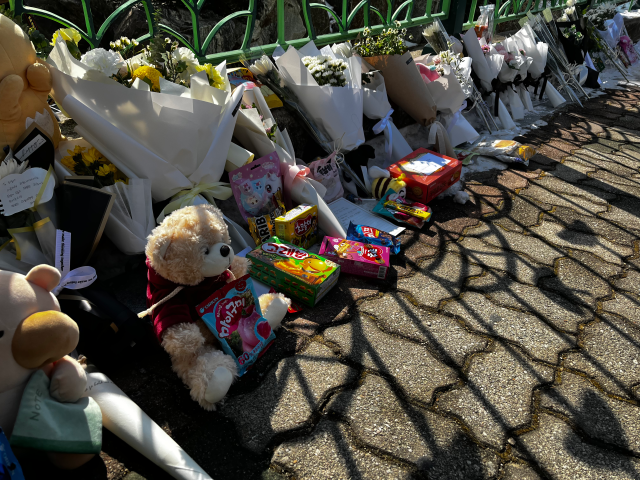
(145, 258, 232, 341)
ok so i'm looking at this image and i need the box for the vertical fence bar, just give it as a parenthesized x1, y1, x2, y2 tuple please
(277, 0, 286, 45)
(443, 0, 467, 34)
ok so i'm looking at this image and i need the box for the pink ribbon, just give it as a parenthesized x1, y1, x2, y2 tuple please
(281, 161, 311, 210)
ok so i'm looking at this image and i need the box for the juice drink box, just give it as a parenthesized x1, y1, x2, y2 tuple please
(197, 275, 275, 376)
(246, 237, 340, 307)
(319, 237, 390, 280)
(388, 148, 462, 204)
(274, 204, 318, 249)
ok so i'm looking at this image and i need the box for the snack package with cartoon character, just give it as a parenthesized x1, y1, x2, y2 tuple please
(373, 188, 432, 229)
(275, 204, 318, 249)
(319, 237, 390, 279)
(247, 237, 340, 307)
(347, 222, 401, 255)
(230, 152, 285, 221)
(197, 275, 276, 376)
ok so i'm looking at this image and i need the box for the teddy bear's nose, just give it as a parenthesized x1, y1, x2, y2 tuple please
(220, 245, 230, 257)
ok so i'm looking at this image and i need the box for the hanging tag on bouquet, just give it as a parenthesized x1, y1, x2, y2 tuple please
(53, 229, 97, 295)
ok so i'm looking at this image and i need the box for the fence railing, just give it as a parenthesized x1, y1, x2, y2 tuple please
(8, 0, 451, 63)
(6, 0, 626, 64)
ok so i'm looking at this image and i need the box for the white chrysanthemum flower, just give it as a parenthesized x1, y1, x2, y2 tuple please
(81, 48, 126, 76)
(566, 0, 575, 6)
(172, 47, 199, 68)
(0, 158, 29, 181)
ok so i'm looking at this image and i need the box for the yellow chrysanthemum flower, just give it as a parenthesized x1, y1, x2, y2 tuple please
(51, 28, 82, 46)
(83, 147, 104, 164)
(195, 64, 226, 91)
(132, 66, 164, 92)
(67, 145, 85, 156)
(96, 165, 114, 177)
(60, 155, 76, 170)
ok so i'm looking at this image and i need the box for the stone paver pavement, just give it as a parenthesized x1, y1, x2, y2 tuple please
(49, 87, 640, 480)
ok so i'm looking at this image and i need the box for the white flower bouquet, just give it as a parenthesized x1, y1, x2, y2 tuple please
(329, 42, 413, 166)
(462, 29, 517, 130)
(47, 37, 244, 224)
(275, 41, 365, 152)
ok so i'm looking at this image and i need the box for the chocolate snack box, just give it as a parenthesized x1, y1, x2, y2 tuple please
(274, 204, 318, 250)
(319, 237, 390, 280)
(246, 237, 340, 307)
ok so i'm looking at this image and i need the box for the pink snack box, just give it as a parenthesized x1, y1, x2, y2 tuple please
(319, 237, 390, 280)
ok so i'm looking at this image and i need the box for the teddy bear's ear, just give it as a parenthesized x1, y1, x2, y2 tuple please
(25, 265, 61, 293)
(157, 236, 172, 259)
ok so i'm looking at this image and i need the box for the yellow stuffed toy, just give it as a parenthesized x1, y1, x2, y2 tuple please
(0, 14, 61, 150)
(371, 176, 407, 199)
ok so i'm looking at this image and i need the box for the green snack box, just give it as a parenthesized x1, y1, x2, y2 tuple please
(246, 236, 340, 307)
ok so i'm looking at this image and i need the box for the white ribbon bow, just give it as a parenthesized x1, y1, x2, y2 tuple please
(372, 108, 394, 161)
(53, 230, 97, 295)
(53, 266, 98, 296)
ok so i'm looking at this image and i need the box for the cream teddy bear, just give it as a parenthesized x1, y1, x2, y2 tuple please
(0, 14, 61, 150)
(142, 204, 290, 409)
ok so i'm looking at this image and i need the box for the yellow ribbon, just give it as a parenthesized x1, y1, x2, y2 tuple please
(30, 165, 54, 212)
(8, 217, 51, 261)
(156, 182, 233, 223)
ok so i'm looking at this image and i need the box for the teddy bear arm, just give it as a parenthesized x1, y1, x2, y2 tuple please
(27, 63, 53, 98)
(49, 355, 87, 403)
(161, 322, 206, 371)
(229, 255, 250, 279)
(0, 74, 24, 122)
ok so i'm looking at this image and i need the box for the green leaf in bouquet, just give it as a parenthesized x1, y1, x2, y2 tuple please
(141, 76, 154, 90)
(66, 40, 82, 60)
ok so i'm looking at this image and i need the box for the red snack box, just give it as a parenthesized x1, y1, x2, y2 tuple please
(319, 237, 390, 280)
(388, 148, 462, 204)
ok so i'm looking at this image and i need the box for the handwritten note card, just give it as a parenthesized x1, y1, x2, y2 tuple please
(14, 134, 46, 162)
(0, 167, 54, 216)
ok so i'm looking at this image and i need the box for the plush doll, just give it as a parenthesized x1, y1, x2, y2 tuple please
(142, 204, 290, 410)
(0, 265, 96, 470)
(0, 14, 61, 150)
(371, 176, 407, 199)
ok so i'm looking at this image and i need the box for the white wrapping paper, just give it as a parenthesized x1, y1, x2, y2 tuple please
(233, 87, 295, 164)
(84, 372, 212, 480)
(360, 59, 412, 165)
(545, 82, 566, 107)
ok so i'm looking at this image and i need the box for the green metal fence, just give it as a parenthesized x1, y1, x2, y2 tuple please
(6, 0, 624, 63)
(463, 0, 608, 31)
(8, 0, 451, 63)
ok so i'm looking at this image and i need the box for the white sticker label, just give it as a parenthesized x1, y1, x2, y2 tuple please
(14, 134, 46, 161)
(0, 167, 54, 216)
(401, 153, 451, 176)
